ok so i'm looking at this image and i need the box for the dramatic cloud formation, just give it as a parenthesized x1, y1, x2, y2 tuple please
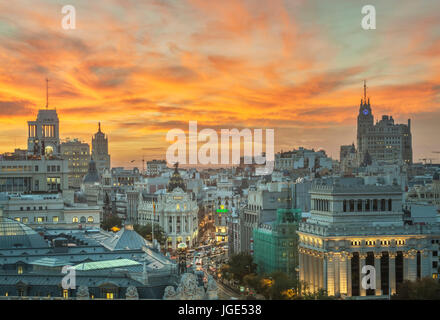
(0, 0, 439, 166)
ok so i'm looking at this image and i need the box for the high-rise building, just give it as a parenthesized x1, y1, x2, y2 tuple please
(91, 122, 110, 174)
(60, 138, 90, 189)
(357, 81, 412, 165)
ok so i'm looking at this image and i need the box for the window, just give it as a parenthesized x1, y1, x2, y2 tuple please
(87, 216, 94, 223)
(37, 217, 44, 223)
(433, 251, 438, 257)
(106, 292, 114, 300)
(433, 261, 438, 268)
(17, 265, 23, 274)
(53, 216, 59, 223)
(63, 289, 69, 299)
(72, 217, 79, 223)
(14, 217, 20, 222)
(22, 217, 28, 224)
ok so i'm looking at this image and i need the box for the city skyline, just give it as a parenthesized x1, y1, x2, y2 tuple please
(0, 0, 439, 167)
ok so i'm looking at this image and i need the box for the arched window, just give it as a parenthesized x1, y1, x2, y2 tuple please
(80, 216, 86, 223)
(72, 217, 79, 223)
(343, 200, 347, 212)
(388, 199, 392, 211)
(87, 216, 94, 223)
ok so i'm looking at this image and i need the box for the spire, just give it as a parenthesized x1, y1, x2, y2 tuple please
(98, 122, 101, 133)
(363, 80, 367, 103)
(46, 78, 49, 109)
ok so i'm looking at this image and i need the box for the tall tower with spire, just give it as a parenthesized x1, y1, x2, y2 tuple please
(355, 81, 412, 166)
(356, 80, 374, 162)
(91, 122, 111, 174)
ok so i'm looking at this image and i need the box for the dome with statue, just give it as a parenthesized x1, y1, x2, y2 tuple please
(167, 162, 186, 192)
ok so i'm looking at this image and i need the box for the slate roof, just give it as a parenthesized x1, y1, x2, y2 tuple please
(0, 217, 48, 249)
(101, 226, 152, 251)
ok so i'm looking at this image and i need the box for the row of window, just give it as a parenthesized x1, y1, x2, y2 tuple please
(343, 199, 393, 212)
(351, 239, 405, 246)
(14, 216, 95, 223)
(72, 216, 95, 223)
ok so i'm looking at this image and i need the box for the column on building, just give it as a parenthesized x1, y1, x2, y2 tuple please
(347, 253, 352, 297)
(323, 256, 328, 294)
(318, 253, 324, 290)
(374, 252, 382, 296)
(299, 249, 305, 283)
(359, 253, 367, 296)
(311, 252, 317, 292)
(334, 254, 340, 296)
(326, 253, 335, 296)
(403, 252, 409, 281)
(339, 252, 348, 295)
(389, 252, 397, 295)
(304, 250, 310, 292)
(407, 250, 417, 282)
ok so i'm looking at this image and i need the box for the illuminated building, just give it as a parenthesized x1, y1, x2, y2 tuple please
(138, 164, 199, 251)
(298, 177, 438, 298)
(60, 138, 90, 189)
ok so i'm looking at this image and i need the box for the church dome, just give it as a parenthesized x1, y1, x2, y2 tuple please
(0, 209, 48, 249)
(83, 158, 101, 184)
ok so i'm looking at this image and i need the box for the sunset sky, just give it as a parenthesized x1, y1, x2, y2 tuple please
(0, 0, 439, 167)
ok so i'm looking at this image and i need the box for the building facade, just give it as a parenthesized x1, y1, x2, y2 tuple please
(0, 157, 69, 193)
(138, 166, 199, 251)
(298, 178, 436, 297)
(253, 208, 301, 278)
(91, 123, 110, 174)
(27, 109, 60, 157)
(357, 82, 412, 165)
(60, 138, 90, 189)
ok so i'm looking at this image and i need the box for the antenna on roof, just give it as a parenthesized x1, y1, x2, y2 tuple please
(46, 78, 49, 109)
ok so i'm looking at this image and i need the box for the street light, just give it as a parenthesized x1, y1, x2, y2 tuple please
(177, 242, 188, 275)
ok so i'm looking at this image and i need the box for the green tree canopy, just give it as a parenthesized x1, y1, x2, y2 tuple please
(393, 278, 440, 300)
(133, 223, 167, 245)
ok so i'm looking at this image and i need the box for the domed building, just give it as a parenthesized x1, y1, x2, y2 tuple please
(0, 207, 48, 249)
(138, 163, 198, 251)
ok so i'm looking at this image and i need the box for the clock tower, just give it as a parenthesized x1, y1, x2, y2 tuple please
(357, 80, 373, 160)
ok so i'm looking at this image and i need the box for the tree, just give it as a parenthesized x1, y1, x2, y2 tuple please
(226, 253, 257, 283)
(393, 278, 440, 299)
(101, 214, 122, 231)
(133, 223, 167, 245)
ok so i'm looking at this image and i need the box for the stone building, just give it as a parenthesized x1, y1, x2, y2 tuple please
(138, 165, 199, 251)
(357, 81, 412, 165)
(27, 109, 60, 157)
(298, 177, 437, 297)
(60, 138, 90, 189)
(91, 123, 110, 174)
